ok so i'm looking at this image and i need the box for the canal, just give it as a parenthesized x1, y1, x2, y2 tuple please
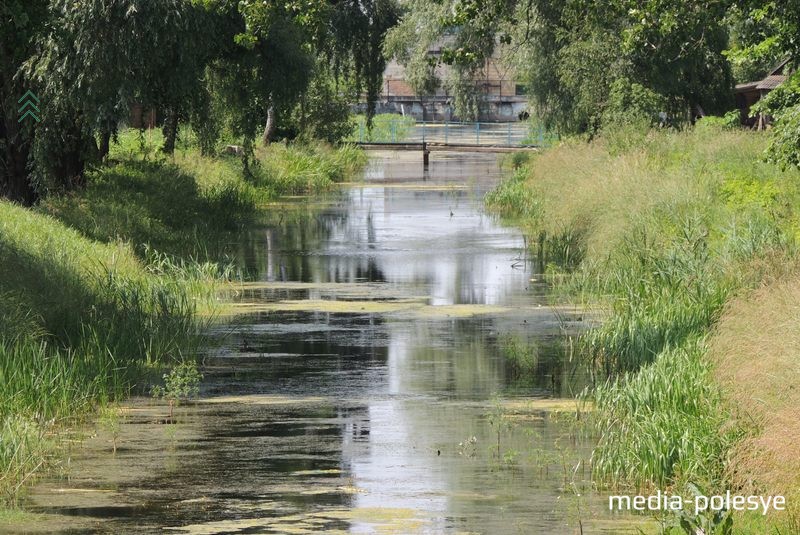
(22, 152, 635, 534)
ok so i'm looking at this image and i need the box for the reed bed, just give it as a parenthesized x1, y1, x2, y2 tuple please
(486, 121, 800, 508)
(592, 339, 736, 491)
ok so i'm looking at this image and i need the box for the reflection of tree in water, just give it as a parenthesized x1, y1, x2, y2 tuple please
(497, 334, 590, 397)
(207, 310, 390, 398)
(229, 193, 390, 282)
(391, 318, 589, 399)
(232, 195, 349, 280)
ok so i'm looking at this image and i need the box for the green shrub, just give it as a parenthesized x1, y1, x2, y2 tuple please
(505, 151, 532, 169)
(281, 77, 355, 143)
(751, 71, 800, 119)
(151, 360, 203, 403)
(696, 111, 741, 132)
(765, 104, 800, 169)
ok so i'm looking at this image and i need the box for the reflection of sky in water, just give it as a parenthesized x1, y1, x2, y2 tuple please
(348, 401, 450, 526)
(330, 186, 529, 306)
(260, 152, 533, 307)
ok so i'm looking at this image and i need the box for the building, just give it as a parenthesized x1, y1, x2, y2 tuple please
(735, 58, 793, 129)
(372, 42, 529, 122)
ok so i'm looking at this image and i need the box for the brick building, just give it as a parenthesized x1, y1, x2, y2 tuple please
(371, 42, 529, 122)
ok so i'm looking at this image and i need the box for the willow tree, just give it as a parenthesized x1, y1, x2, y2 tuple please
(206, 0, 399, 157)
(328, 0, 400, 128)
(16, 0, 219, 193)
(386, 0, 735, 131)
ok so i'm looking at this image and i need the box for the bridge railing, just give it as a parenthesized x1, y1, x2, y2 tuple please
(351, 119, 559, 147)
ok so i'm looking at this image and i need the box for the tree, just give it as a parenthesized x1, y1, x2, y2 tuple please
(1, 0, 399, 202)
(327, 0, 400, 128)
(386, 0, 735, 132)
(21, 0, 220, 192)
(209, 0, 398, 155)
(0, 1, 49, 204)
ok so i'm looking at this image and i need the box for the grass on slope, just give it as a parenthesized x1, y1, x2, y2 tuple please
(486, 121, 800, 529)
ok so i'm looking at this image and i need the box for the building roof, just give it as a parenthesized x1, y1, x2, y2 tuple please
(768, 58, 791, 76)
(734, 81, 760, 92)
(756, 75, 787, 90)
(735, 57, 794, 94)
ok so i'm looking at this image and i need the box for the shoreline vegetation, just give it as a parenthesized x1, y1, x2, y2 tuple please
(486, 121, 800, 532)
(0, 129, 365, 507)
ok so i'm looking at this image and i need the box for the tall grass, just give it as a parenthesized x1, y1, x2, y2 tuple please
(250, 142, 367, 195)
(0, 125, 368, 506)
(0, 200, 214, 504)
(592, 339, 736, 491)
(485, 123, 800, 497)
(708, 275, 800, 523)
(41, 129, 366, 261)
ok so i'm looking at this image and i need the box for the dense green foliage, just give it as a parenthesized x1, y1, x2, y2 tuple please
(42, 128, 365, 260)
(386, 0, 799, 147)
(1, 0, 395, 202)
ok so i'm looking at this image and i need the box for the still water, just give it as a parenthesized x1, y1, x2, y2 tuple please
(21, 152, 636, 534)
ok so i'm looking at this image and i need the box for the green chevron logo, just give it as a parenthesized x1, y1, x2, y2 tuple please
(18, 90, 40, 123)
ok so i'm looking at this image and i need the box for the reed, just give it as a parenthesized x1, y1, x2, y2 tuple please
(592, 339, 737, 491)
(485, 123, 800, 497)
(0, 200, 211, 504)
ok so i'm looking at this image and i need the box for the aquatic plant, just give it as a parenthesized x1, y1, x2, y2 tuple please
(499, 334, 538, 377)
(151, 360, 203, 418)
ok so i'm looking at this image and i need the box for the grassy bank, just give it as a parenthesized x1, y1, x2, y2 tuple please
(41, 129, 365, 260)
(0, 202, 212, 504)
(487, 124, 800, 530)
(0, 130, 365, 506)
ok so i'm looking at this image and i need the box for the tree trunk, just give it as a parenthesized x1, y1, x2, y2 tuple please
(262, 106, 276, 146)
(1, 101, 37, 204)
(98, 126, 111, 163)
(1, 140, 37, 204)
(162, 108, 179, 154)
(52, 123, 87, 190)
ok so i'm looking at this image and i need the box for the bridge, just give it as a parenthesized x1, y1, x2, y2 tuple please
(350, 120, 557, 163)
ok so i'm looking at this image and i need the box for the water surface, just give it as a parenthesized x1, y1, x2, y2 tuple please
(20, 151, 635, 534)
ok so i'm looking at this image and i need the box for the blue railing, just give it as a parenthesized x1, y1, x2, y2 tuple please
(352, 119, 559, 147)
